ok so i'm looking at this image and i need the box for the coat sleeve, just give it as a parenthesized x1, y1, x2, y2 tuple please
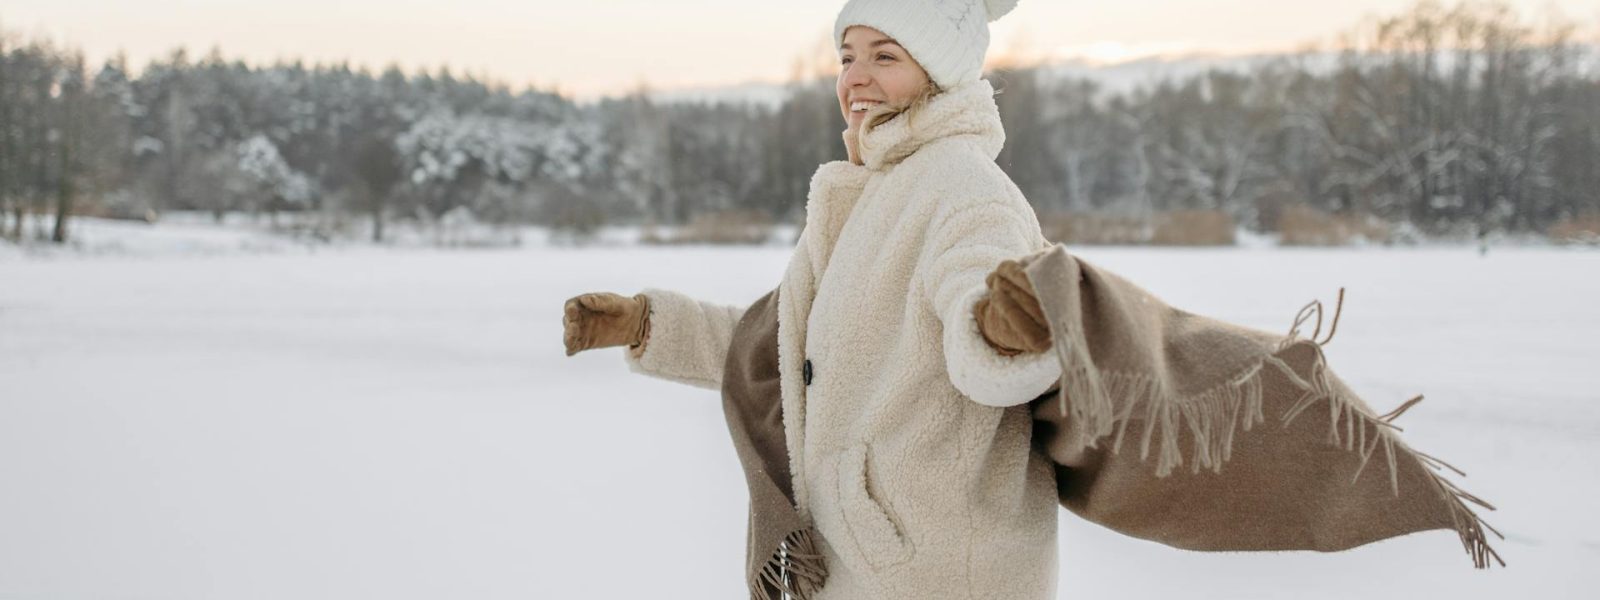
(919, 200, 1062, 408)
(621, 288, 746, 391)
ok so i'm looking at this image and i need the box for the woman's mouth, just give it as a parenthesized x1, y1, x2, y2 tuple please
(850, 100, 883, 113)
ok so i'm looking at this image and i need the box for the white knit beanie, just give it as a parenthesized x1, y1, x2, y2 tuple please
(834, 0, 1020, 90)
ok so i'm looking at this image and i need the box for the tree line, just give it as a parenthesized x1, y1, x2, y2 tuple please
(1, 0, 1596, 245)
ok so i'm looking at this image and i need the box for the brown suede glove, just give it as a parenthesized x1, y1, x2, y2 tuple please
(562, 292, 651, 357)
(972, 259, 1052, 356)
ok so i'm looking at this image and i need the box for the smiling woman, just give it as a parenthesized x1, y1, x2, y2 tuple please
(566, 0, 1066, 597)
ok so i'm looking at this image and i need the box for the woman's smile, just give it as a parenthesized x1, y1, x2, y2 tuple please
(847, 99, 883, 126)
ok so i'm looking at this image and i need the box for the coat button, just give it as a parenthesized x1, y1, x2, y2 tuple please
(803, 359, 813, 386)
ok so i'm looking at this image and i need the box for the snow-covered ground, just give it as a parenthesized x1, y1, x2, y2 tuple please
(1, 223, 1597, 599)
(0, 215, 806, 260)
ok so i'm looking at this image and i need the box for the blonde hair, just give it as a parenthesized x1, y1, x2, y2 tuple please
(858, 78, 942, 159)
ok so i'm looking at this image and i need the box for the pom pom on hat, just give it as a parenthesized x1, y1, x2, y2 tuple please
(984, 0, 1019, 21)
(834, 0, 1021, 89)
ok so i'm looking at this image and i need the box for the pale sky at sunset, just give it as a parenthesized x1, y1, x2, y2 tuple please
(2, 0, 1596, 99)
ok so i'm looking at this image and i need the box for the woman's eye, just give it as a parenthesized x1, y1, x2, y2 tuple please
(841, 56, 854, 65)
(877, 53, 895, 61)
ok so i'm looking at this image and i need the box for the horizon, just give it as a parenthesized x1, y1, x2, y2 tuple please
(2, 0, 1598, 101)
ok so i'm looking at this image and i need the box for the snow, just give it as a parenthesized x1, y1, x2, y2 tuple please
(235, 134, 314, 206)
(0, 216, 308, 258)
(2, 225, 1598, 599)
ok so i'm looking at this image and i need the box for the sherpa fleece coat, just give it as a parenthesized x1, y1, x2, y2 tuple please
(623, 77, 1063, 599)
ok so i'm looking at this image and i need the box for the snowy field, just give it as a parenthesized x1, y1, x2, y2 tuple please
(2, 221, 1598, 599)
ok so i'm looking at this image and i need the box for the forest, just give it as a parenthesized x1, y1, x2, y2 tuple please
(1, 0, 1597, 246)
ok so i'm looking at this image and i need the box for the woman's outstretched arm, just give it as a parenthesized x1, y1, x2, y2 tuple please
(621, 289, 747, 390)
(918, 199, 1062, 408)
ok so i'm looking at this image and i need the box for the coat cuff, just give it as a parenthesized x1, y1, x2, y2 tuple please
(943, 285, 1062, 407)
(621, 288, 723, 391)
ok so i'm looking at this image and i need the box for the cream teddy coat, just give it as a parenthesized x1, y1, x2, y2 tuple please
(623, 78, 1062, 599)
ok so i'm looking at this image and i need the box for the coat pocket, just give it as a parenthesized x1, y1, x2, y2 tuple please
(833, 442, 915, 572)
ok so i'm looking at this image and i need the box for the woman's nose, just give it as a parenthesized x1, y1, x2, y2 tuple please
(842, 62, 872, 87)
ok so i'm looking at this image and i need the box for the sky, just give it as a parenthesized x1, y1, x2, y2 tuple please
(1, 0, 1596, 100)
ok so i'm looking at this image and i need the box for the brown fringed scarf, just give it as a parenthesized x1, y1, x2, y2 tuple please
(719, 244, 1503, 600)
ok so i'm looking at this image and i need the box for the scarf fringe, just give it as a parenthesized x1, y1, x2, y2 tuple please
(1050, 289, 1505, 569)
(749, 527, 828, 600)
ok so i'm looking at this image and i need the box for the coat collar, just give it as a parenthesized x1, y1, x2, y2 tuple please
(801, 78, 1007, 265)
(853, 77, 1005, 171)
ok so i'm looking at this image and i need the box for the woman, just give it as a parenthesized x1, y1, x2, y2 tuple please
(564, 1, 1063, 597)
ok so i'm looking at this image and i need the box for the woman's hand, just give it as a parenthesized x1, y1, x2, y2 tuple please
(972, 259, 1052, 356)
(562, 292, 651, 356)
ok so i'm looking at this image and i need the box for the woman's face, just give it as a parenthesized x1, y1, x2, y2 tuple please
(837, 26, 931, 129)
